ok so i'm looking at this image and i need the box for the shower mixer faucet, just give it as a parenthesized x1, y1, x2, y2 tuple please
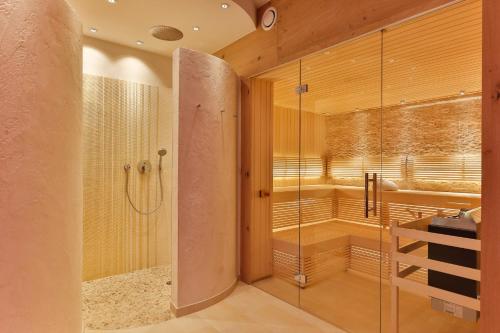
(123, 149, 167, 215)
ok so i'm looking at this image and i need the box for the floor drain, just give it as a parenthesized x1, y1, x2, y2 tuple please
(166, 281, 172, 285)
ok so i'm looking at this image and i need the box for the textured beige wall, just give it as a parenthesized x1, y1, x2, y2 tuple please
(172, 48, 238, 310)
(81, 37, 173, 279)
(0, 0, 82, 332)
(326, 95, 482, 192)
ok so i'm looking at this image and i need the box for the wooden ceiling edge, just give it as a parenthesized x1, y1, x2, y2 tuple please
(273, 92, 483, 115)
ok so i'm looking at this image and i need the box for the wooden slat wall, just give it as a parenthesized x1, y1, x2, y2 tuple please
(273, 107, 327, 158)
(481, 0, 500, 331)
(241, 78, 274, 283)
(273, 107, 327, 187)
(214, 0, 453, 77)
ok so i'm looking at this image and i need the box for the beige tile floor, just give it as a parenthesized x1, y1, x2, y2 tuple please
(85, 282, 345, 333)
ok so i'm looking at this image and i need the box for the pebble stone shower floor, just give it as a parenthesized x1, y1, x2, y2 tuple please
(82, 266, 172, 330)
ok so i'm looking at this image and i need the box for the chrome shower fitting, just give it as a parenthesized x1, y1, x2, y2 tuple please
(124, 149, 167, 215)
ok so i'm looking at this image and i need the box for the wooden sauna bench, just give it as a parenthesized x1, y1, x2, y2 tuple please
(273, 220, 390, 257)
(272, 184, 481, 287)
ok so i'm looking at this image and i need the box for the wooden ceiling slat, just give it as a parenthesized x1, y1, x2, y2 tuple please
(258, 0, 482, 115)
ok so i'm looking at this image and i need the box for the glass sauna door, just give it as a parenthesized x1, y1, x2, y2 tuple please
(252, 61, 302, 307)
(298, 32, 384, 333)
(381, 1, 482, 333)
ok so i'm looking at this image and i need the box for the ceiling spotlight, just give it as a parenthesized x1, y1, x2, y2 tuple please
(193, 26, 200, 31)
(107, 0, 117, 3)
(136, 40, 144, 46)
(221, 3, 229, 9)
(460, 90, 466, 96)
(89, 27, 98, 33)
(400, 100, 406, 105)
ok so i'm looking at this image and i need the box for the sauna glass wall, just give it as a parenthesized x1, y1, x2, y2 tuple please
(255, 0, 481, 332)
(298, 32, 384, 333)
(252, 61, 302, 307)
(382, 0, 482, 332)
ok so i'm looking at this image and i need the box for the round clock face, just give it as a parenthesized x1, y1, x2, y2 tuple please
(262, 7, 277, 31)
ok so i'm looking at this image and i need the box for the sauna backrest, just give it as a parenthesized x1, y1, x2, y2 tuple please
(272, 185, 481, 230)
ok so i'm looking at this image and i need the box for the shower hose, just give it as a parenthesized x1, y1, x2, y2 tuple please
(124, 160, 164, 216)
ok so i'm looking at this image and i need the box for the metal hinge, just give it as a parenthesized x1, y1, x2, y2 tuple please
(295, 84, 308, 95)
(294, 273, 307, 287)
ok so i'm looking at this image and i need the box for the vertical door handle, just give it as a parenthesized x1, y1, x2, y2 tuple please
(364, 173, 378, 218)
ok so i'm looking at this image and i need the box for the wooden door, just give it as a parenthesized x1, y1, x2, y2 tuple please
(240, 78, 274, 283)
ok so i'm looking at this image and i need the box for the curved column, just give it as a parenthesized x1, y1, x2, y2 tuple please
(0, 1, 82, 332)
(172, 48, 239, 316)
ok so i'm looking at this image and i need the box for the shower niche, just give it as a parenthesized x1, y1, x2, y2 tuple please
(243, 1, 482, 332)
(81, 75, 172, 329)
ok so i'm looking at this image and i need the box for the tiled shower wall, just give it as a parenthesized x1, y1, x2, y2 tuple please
(82, 74, 171, 281)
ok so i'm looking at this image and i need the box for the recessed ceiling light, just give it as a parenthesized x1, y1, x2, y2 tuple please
(193, 26, 200, 31)
(460, 90, 466, 96)
(107, 0, 117, 4)
(89, 27, 98, 33)
(136, 40, 144, 46)
(400, 100, 406, 105)
(221, 3, 229, 9)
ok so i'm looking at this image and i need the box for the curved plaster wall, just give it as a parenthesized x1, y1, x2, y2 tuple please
(0, 0, 82, 332)
(172, 48, 239, 314)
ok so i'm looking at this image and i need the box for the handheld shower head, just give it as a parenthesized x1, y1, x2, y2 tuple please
(158, 149, 167, 171)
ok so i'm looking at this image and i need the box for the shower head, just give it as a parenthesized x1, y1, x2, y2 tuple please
(158, 149, 167, 157)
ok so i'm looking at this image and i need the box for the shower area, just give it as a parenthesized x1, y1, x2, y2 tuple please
(81, 74, 173, 330)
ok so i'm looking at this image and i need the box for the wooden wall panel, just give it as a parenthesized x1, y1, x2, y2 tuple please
(214, 0, 454, 77)
(241, 78, 274, 283)
(481, 0, 500, 331)
(273, 107, 327, 187)
(273, 107, 327, 158)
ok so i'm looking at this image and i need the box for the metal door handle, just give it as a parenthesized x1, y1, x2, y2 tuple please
(364, 173, 377, 218)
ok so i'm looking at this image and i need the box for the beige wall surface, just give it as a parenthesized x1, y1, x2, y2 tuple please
(0, 0, 83, 332)
(172, 48, 239, 311)
(81, 37, 173, 278)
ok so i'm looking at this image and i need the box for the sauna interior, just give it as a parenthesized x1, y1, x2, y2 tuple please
(249, 0, 482, 332)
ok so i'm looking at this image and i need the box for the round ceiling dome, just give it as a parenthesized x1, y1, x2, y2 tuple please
(150, 25, 183, 41)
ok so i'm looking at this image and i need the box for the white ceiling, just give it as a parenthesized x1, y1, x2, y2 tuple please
(67, 0, 258, 56)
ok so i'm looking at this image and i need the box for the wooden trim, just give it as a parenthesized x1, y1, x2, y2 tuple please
(394, 277, 480, 311)
(399, 240, 427, 254)
(482, 0, 500, 331)
(398, 265, 421, 278)
(394, 252, 481, 281)
(240, 78, 274, 283)
(390, 227, 400, 333)
(170, 279, 239, 317)
(393, 226, 481, 251)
